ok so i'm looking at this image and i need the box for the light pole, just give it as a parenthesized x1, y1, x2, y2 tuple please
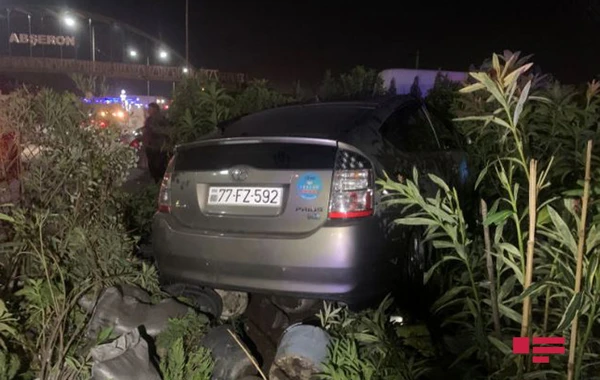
(7, 9, 11, 56)
(41, 15, 45, 57)
(147, 55, 150, 96)
(185, 0, 189, 68)
(88, 18, 95, 62)
(27, 14, 32, 57)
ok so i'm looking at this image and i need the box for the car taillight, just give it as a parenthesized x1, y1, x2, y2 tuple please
(158, 157, 175, 213)
(328, 149, 374, 219)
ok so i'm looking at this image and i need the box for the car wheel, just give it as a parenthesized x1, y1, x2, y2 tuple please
(405, 227, 433, 289)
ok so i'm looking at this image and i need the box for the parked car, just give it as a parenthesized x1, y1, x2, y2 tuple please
(152, 95, 473, 309)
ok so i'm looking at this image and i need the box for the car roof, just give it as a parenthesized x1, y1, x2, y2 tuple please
(219, 96, 414, 140)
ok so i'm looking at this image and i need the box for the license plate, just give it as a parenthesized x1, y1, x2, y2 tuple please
(208, 187, 283, 206)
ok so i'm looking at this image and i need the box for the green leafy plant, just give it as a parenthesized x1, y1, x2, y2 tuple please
(0, 299, 17, 350)
(0, 350, 19, 380)
(155, 310, 210, 357)
(200, 81, 233, 127)
(377, 52, 600, 379)
(319, 338, 377, 380)
(156, 311, 213, 380)
(169, 76, 234, 146)
(231, 79, 295, 117)
(318, 297, 430, 380)
(0, 88, 160, 379)
(119, 183, 160, 243)
(159, 337, 213, 380)
(425, 73, 462, 120)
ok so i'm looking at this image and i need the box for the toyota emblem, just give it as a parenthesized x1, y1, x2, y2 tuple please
(230, 167, 249, 182)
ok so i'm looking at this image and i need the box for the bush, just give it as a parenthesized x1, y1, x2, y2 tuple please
(168, 77, 296, 147)
(317, 297, 431, 380)
(168, 76, 233, 146)
(318, 66, 386, 101)
(0, 88, 160, 379)
(425, 73, 462, 120)
(451, 51, 598, 196)
(119, 183, 160, 244)
(231, 79, 295, 117)
(376, 52, 600, 379)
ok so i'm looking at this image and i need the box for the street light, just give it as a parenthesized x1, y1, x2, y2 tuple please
(63, 15, 76, 28)
(182, 67, 189, 74)
(129, 50, 138, 58)
(159, 50, 168, 60)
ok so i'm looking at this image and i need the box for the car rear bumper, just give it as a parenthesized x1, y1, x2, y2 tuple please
(152, 213, 389, 303)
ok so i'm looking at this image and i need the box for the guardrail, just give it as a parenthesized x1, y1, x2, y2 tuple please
(0, 56, 246, 86)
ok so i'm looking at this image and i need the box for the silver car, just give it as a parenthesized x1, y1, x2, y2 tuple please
(152, 96, 471, 308)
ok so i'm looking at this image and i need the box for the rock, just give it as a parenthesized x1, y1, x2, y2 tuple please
(90, 328, 161, 380)
(200, 325, 258, 380)
(215, 289, 248, 320)
(85, 286, 189, 339)
(269, 324, 330, 380)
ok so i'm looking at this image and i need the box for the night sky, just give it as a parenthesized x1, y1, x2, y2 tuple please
(9, 0, 600, 90)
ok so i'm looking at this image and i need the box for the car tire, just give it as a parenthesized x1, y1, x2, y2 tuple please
(405, 227, 434, 290)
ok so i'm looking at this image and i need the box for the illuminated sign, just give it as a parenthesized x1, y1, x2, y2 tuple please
(9, 33, 75, 47)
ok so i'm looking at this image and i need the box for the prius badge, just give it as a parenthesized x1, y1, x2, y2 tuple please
(230, 167, 249, 182)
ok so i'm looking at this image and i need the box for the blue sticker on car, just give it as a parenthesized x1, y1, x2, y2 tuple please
(297, 173, 322, 200)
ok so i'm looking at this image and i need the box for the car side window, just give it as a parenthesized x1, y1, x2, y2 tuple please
(380, 104, 440, 153)
(423, 109, 460, 151)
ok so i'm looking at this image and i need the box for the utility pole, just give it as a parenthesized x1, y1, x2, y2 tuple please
(88, 18, 96, 62)
(185, 0, 189, 68)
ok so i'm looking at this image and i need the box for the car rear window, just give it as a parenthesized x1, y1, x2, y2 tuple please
(175, 142, 337, 171)
(221, 105, 373, 138)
